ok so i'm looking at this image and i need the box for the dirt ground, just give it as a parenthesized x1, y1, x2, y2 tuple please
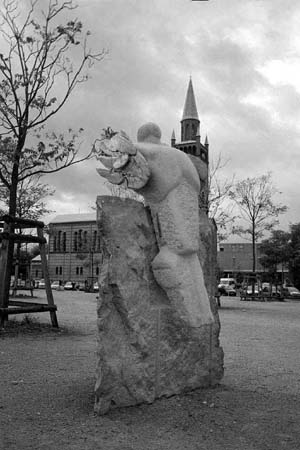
(1, 291, 300, 450)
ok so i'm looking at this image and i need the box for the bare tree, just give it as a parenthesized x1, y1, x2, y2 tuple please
(229, 172, 287, 272)
(208, 153, 235, 240)
(0, 0, 106, 305)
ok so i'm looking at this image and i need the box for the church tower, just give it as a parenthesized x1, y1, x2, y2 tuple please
(171, 78, 209, 212)
(181, 77, 200, 142)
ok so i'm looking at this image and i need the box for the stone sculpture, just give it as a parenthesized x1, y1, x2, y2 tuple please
(96, 122, 214, 327)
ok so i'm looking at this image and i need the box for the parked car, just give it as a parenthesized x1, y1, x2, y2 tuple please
(246, 284, 260, 295)
(282, 286, 300, 299)
(64, 281, 74, 290)
(262, 283, 282, 297)
(218, 285, 237, 297)
(218, 278, 236, 290)
(225, 286, 237, 296)
(75, 282, 86, 291)
(51, 280, 61, 290)
(37, 279, 46, 289)
(93, 281, 99, 292)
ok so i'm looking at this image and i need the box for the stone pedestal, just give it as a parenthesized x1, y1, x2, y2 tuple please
(95, 196, 223, 415)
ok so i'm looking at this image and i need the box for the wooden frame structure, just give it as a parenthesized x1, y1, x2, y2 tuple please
(0, 215, 58, 328)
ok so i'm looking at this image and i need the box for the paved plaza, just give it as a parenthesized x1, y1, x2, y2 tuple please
(1, 292, 300, 450)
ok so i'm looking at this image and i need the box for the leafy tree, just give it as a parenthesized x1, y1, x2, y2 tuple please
(259, 229, 290, 279)
(229, 173, 287, 272)
(288, 223, 300, 289)
(0, 174, 55, 220)
(0, 174, 55, 281)
(0, 0, 106, 305)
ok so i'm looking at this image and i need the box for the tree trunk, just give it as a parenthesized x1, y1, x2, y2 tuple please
(0, 157, 20, 319)
(252, 221, 256, 273)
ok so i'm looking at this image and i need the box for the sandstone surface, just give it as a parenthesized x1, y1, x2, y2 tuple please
(95, 196, 223, 415)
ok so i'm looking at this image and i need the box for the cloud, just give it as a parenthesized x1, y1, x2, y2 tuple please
(4, 0, 300, 232)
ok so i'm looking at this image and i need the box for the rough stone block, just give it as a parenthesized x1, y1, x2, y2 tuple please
(95, 196, 223, 415)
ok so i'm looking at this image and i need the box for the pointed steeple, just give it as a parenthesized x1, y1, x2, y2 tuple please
(181, 78, 200, 142)
(171, 129, 176, 147)
(182, 77, 199, 121)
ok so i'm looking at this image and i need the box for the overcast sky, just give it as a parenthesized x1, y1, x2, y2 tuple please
(36, 0, 300, 232)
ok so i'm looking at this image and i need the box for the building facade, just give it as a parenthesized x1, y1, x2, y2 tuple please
(218, 242, 287, 281)
(47, 213, 101, 287)
(218, 242, 264, 276)
(31, 255, 43, 281)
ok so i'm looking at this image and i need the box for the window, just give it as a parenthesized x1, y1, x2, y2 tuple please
(93, 230, 97, 251)
(185, 124, 189, 139)
(78, 229, 82, 250)
(53, 236, 57, 252)
(73, 232, 78, 252)
(220, 247, 224, 252)
(57, 230, 62, 252)
(96, 267, 99, 275)
(59, 266, 62, 275)
(192, 124, 195, 138)
(83, 230, 88, 250)
(56, 267, 59, 275)
(76, 267, 79, 275)
(62, 232, 66, 252)
(80, 267, 83, 275)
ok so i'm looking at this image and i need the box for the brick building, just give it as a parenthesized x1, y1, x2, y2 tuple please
(218, 242, 287, 281)
(47, 213, 101, 288)
(218, 242, 264, 276)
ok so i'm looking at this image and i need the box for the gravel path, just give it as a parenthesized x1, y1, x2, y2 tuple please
(0, 292, 300, 450)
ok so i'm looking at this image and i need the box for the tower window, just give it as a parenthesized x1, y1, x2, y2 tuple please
(185, 124, 189, 140)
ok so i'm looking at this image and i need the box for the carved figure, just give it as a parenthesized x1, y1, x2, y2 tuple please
(96, 123, 214, 326)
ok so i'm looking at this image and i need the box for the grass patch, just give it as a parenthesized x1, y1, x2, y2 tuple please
(0, 315, 88, 338)
(0, 315, 64, 336)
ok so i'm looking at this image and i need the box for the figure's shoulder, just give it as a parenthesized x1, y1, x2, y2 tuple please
(135, 142, 183, 160)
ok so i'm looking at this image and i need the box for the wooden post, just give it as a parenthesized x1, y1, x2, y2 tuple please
(0, 216, 58, 328)
(37, 227, 58, 328)
(0, 222, 10, 327)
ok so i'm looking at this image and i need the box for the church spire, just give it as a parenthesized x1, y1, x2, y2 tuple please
(181, 78, 200, 142)
(182, 77, 199, 121)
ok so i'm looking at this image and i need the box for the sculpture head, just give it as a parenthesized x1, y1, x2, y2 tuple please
(137, 123, 161, 144)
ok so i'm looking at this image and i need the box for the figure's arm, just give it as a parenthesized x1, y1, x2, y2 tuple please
(95, 130, 151, 190)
